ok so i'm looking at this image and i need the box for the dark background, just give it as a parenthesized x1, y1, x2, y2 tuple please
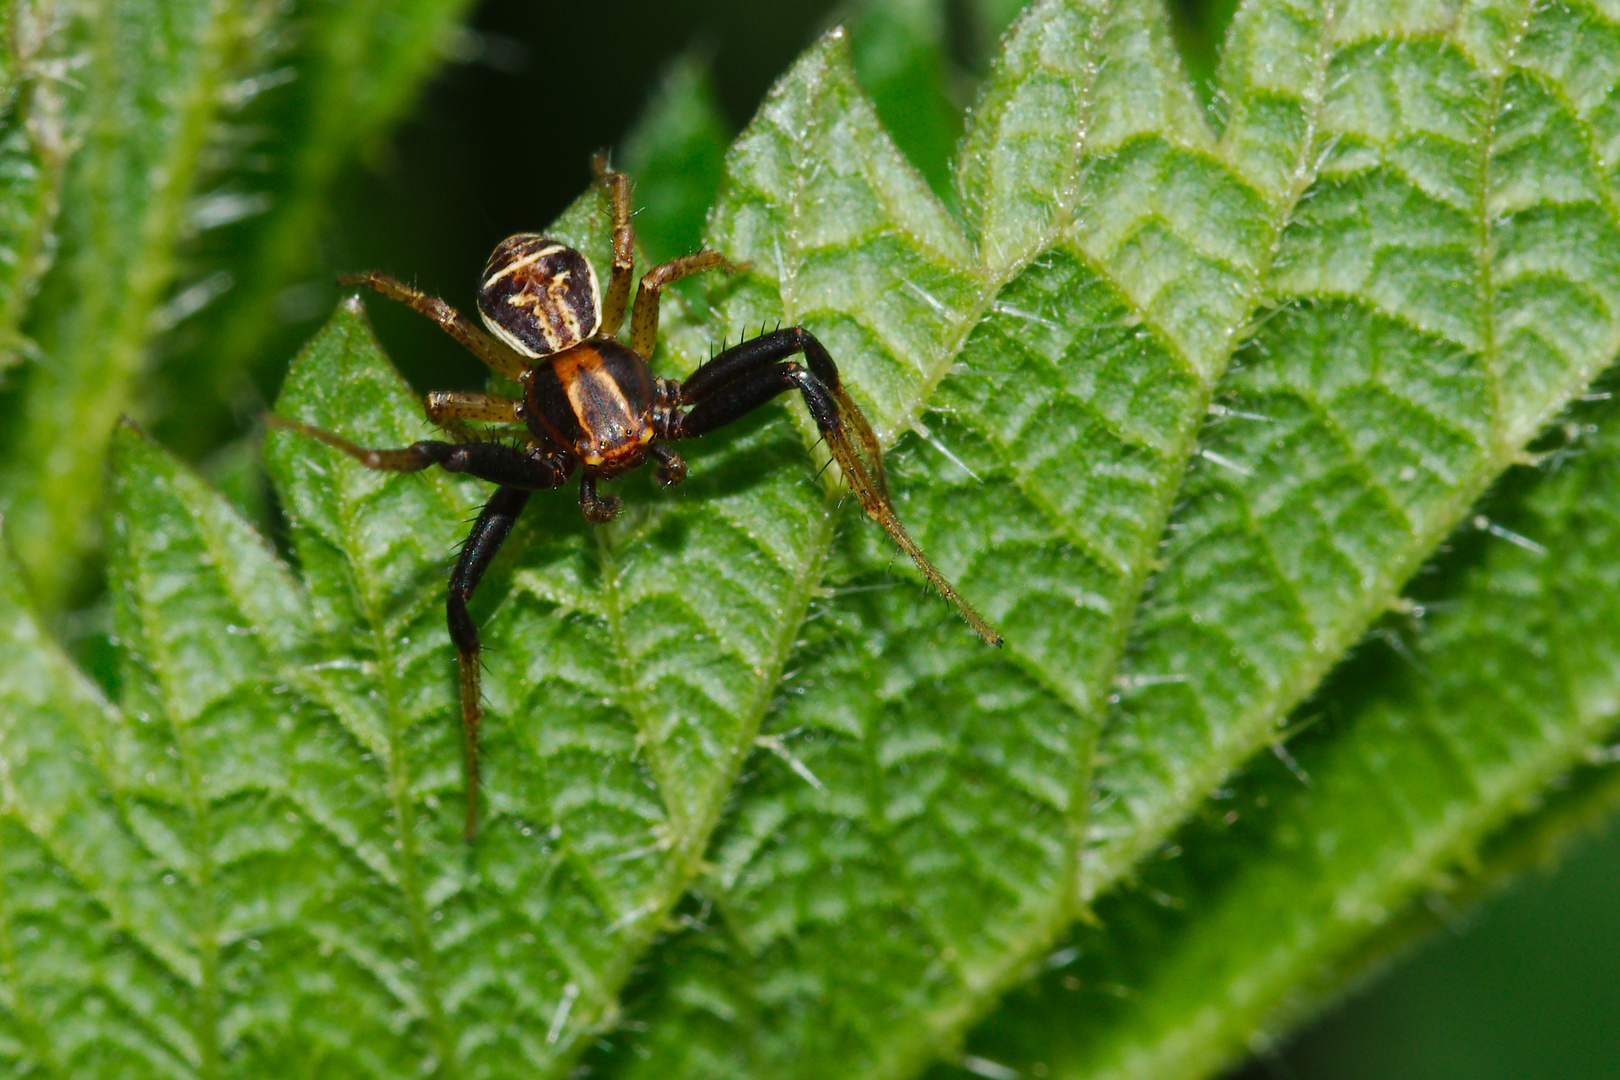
(321, 2, 1620, 1077)
(330, 0, 867, 396)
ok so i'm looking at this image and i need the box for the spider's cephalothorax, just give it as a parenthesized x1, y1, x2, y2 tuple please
(272, 157, 1001, 842)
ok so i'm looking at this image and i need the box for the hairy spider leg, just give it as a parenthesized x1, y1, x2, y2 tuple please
(448, 485, 531, 843)
(672, 327, 1002, 647)
(425, 390, 522, 443)
(590, 153, 743, 357)
(267, 414, 574, 839)
(266, 416, 565, 484)
(426, 390, 522, 426)
(680, 326, 888, 497)
(340, 271, 531, 382)
(593, 155, 636, 337)
(629, 250, 740, 360)
(578, 474, 621, 523)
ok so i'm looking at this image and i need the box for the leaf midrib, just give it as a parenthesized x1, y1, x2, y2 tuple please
(331, 474, 461, 1077)
(1475, 2, 1533, 459)
(126, 517, 224, 1078)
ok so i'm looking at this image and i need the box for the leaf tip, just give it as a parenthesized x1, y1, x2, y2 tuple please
(111, 415, 154, 455)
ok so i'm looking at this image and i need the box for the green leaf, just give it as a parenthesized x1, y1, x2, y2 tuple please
(0, 1, 78, 373)
(599, 0, 1620, 1075)
(154, 0, 479, 461)
(0, 525, 195, 1075)
(7, 1, 1620, 1078)
(265, 233, 836, 1073)
(0, 0, 472, 612)
(958, 378, 1620, 1080)
(1083, 0, 1620, 904)
(602, 4, 1265, 1074)
(0, 0, 286, 610)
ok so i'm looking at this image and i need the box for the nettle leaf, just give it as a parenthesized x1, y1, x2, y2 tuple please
(0, 1, 78, 372)
(264, 293, 673, 1072)
(156, 0, 480, 462)
(599, 0, 1620, 1077)
(1085, 0, 1620, 897)
(961, 378, 1620, 1080)
(603, 2, 1264, 1074)
(263, 177, 845, 1074)
(0, 536, 193, 1074)
(0, 0, 289, 611)
(6, 0, 1620, 1078)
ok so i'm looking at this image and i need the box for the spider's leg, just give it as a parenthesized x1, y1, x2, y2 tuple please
(426, 391, 521, 426)
(594, 154, 635, 337)
(267, 415, 571, 488)
(340, 271, 530, 381)
(679, 327, 887, 495)
(270, 415, 576, 839)
(649, 444, 687, 486)
(266, 415, 449, 473)
(449, 485, 531, 843)
(671, 327, 1001, 646)
(425, 391, 522, 441)
(578, 474, 622, 523)
(629, 250, 741, 360)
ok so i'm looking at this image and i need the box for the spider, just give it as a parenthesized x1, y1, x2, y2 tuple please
(272, 158, 1001, 842)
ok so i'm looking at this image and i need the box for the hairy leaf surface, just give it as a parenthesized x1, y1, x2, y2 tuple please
(958, 376, 1620, 1080)
(601, 0, 1620, 1076)
(3, 1, 1620, 1078)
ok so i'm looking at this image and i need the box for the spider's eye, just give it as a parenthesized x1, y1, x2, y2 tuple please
(477, 234, 602, 358)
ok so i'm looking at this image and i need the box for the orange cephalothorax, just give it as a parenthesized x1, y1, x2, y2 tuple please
(524, 341, 655, 475)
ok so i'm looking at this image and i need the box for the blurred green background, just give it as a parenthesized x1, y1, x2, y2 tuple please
(1235, 818, 1620, 1080)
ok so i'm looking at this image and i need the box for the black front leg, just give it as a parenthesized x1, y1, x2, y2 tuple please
(428, 440, 575, 490)
(679, 326, 840, 405)
(674, 327, 888, 499)
(449, 485, 532, 843)
(269, 415, 579, 839)
(669, 327, 1001, 647)
(674, 326, 851, 445)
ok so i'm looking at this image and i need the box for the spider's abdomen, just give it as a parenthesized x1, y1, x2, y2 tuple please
(526, 340, 656, 475)
(477, 234, 601, 357)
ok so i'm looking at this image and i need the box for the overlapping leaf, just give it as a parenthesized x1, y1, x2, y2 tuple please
(155, 0, 481, 461)
(0, 0, 474, 611)
(0, 0, 287, 610)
